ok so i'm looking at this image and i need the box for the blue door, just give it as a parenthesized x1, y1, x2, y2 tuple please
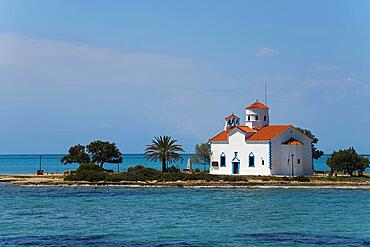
(232, 162, 239, 174)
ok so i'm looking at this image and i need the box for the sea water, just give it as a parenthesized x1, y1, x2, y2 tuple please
(0, 185, 370, 246)
(0, 154, 367, 174)
(0, 154, 199, 174)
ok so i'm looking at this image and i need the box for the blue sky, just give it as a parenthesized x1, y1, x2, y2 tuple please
(0, 0, 369, 154)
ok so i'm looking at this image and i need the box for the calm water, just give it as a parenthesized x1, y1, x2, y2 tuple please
(0, 185, 370, 246)
(0, 154, 351, 174)
(0, 154, 198, 174)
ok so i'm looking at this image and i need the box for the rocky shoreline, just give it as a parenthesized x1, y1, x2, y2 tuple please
(1, 174, 370, 188)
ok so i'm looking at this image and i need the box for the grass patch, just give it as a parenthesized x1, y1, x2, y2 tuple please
(313, 175, 370, 182)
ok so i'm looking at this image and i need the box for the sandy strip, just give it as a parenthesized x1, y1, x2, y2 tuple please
(1, 174, 370, 189)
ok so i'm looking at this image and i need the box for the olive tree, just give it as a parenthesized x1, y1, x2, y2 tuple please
(326, 147, 369, 176)
(296, 128, 324, 160)
(86, 140, 122, 168)
(61, 144, 91, 165)
(191, 143, 211, 171)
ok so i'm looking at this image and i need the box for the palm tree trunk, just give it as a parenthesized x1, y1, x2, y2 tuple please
(161, 158, 166, 172)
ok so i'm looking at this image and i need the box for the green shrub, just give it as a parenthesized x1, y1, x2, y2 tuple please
(64, 163, 106, 182)
(294, 176, 310, 182)
(278, 176, 310, 182)
(76, 163, 104, 172)
(159, 172, 185, 181)
(75, 169, 106, 182)
(281, 176, 292, 181)
(106, 173, 131, 182)
(166, 165, 181, 173)
(127, 165, 145, 172)
(221, 175, 248, 182)
(63, 174, 75, 181)
(184, 173, 216, 181)
(194, 168, 201, 173)
(107, 166, 162, 181)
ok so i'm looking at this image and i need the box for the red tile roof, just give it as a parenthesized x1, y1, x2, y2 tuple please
(282, 138, 304, 145)
(247, 125, 291, 141)
(224, 114, 240, 120)
(246, 101, 269, 110)
(209, 130, 228, 142)
(209, 126, 255, 142)
(237, 126, 254, 133)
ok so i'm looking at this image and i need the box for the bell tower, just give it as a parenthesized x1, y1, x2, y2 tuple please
(245, 101, 269, 129)
(224, 114, 240, 131)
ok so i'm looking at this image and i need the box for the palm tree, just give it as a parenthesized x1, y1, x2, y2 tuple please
(144, 136, 185, 172)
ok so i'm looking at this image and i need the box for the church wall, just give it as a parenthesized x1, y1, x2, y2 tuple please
(270, 127, 313, 176)
(243, 142, 271, 175)
(210, 130, 271, 175)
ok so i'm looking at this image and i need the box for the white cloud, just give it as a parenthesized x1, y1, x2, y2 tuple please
(255, 48, 279, 58)
(0, 33, 194, 89)
(0, 32, 232, 152)
(335, 77, 357, 83)
(310, 77, 358, 87)
(311, 63, 337, 73)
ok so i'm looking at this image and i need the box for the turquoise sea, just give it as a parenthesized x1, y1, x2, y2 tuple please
(1, 185, 370, 246)
(0, 154, 199, 174)
(0, 154, 358, 174)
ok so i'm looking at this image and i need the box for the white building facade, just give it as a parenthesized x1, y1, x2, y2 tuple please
(209, 102, 313, 176)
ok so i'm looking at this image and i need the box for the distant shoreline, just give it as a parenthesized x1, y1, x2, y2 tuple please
(1, 174, 370, 189)
(0, 153, 368, 156)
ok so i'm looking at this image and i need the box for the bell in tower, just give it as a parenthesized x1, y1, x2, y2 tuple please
(224, 114, 240, 130)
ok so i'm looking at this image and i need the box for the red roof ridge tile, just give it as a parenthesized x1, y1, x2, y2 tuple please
(224, 114, 240, 120)
(209, 126, 256, 142)
(245, 101, 269, 110)
(247, 125, 292, 141)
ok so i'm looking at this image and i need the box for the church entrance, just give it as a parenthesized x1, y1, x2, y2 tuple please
(232, 162, 239, 174)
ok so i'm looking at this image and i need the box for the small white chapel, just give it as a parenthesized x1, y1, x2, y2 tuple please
(209, 101, 313, 176)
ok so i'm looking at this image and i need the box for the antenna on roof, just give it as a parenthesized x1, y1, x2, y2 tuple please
(264, 82, 267, 105)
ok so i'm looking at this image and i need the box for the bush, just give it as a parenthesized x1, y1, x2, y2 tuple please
(107, 165, 162, 181)
(63, 174, 75, 181)
(106, 173, 131, 182)
(75, 169, 107, 182)
(127, 165, 145, 172)
(166, 165, 181, 173)
(294, 176, 310, 182)
(184, 173, 216, 181)
(278, 176, 310, 182)
(76, 163, 104, 172)
(221, 175, 248, 182)
(64, 169, 106, 182)
(159, 172, 185, 181)
(64, 163, 106, 182)
(194, 168, 201, 173)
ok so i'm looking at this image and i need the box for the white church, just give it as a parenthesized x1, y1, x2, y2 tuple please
(209, 101, 313, 176)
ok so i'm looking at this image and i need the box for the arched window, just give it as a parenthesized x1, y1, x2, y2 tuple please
(248, 115, 250, 121)
(220, 153, 226, 167)
(249, 152, 255, 167)
(255, 115, 259, 121)
(264, 115, 267, 121)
